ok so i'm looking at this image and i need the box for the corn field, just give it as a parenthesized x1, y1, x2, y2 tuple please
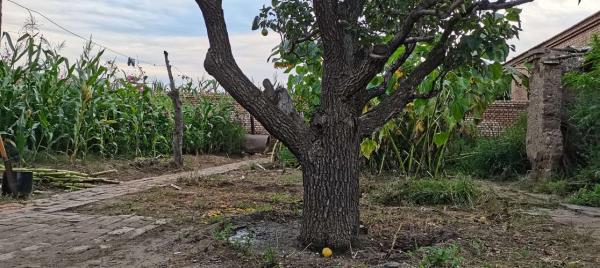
(0, 33, 244, 163)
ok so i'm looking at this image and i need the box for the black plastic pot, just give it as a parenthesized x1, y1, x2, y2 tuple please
(2, 171, 33, 197)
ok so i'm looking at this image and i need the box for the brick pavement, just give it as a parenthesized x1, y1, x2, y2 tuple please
(0, 158, 269, 267)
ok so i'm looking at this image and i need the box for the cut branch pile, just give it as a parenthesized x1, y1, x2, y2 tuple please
(0, 166, 119, 191)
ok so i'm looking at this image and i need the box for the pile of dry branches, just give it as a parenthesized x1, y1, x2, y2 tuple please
(0, 166, 119, 191)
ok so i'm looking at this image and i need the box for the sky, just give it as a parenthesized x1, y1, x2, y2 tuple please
(2, 0, 600, 85)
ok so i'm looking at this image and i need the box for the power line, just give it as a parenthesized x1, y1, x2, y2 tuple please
(6, 0, 167, 68)
(173, 66, 190, 78)
(5, 0, 200, 81)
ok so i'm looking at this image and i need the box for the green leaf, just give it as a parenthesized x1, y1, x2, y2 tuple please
(506, 8, 522, 22)
(433, 132, 450, 147)
(450, 100, 467, 121)
(3, 33, 15, 54)
(489, 62, 504, 80)
(360, 138, 379, 159)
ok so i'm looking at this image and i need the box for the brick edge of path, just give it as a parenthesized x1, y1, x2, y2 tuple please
(0, 158, 271, 219)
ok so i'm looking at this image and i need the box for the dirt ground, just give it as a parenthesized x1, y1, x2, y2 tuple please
(0, 154, 253, 205)
(71, 166, 600, 268)
(30, 154, 249, 181)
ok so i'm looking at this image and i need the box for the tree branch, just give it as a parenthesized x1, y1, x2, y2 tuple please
(352, 43, 416, 105)
(340, 0, 441, 98)
(405, 36, 436, 44)
(195, 0, 313, 157)
(352, 0, 533, 136)
(313, 0, 358, 97)
(313, 1, 340, 42)
(357, 25, 456, 137)
(385, 0, 441, 57)
(341, 0, 367, 23)
(479, 0, 534, 10)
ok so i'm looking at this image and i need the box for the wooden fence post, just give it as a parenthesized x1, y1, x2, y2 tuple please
(1, 0, 4, 48)
(164, 51, 184, 167)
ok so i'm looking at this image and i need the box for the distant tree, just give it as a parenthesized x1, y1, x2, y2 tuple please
(194, 0, 532, 249)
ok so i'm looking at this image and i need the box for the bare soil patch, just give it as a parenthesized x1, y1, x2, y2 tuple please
(0, 154, 257, 205)
(30, 154, 250, 181)
(72, 168, 599, 267)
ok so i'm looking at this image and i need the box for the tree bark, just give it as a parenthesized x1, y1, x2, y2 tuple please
(300, 93, 362, 249)
(164, 51, 183, 168)
(300, 132, 361, 249)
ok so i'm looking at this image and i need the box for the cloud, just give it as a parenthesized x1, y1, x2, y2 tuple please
(2, 0, 599, 86)
(3, 0, 280, 85)
(509, 0, 600, 57)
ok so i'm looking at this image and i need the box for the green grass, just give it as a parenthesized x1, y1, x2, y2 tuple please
(372, 178, 481, 207)
(277, 146, 299, 167)
(532, 180, 571, 196)
(417, 244, 463, 268)
(280, 173, 302, 186)
(212, 220, 235, 241)
(262, 247, 279, 268)
(451, 116, 528, 180)
(569, 184, 600, 207)
(270, 193, 297, 204)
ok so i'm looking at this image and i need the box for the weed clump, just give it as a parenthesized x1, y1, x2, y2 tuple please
(372, 178, 481, 207)
(569, 184, 600, 207)
(262, 247, 278, 268)
(451, 115, 528, 180)
(532, 180, 571, 196)
(212, 220, 234, 241)
(417, 244, 463, 268)
(276, 146, 299, 168)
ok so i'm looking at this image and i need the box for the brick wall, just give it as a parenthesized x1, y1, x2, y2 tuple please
(231, 102, 270, 135)
(181, 92, 270, 135)
(508, 13, 599, 102)
(477, 100, 529, 137)
(483, 14, 599, 136)
(510, 78, 529, 102)
(551, 21, 600, 48)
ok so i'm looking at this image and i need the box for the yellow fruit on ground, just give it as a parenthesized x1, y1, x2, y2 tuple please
(322, 247, 333, 258)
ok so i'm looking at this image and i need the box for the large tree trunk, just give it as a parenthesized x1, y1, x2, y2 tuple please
(299, 99, 362, 249)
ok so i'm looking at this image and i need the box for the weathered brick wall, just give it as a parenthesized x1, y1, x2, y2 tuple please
(232, 102, 269, 135)
(510, 78, 529, 102)
(477, 100, 529, 137)
(485, 14, 599, 136)
(553, 22, 600, 48)
(181, 92, 270, 135)
(526, 52, 583, 179)
(509, 14, 599, 102)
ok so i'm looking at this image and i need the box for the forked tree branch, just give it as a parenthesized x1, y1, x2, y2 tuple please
(357, 21, 456, 137)
(341, 0, 443, 97)
(195, 0, 313, 157)
(355, 0, 533, 137)
(345, 0, 532, 98)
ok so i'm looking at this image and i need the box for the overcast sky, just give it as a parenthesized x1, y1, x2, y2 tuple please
(2, 0, 599, 84)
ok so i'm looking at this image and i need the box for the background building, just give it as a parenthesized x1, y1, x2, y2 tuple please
(477, 11, 600, 136)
